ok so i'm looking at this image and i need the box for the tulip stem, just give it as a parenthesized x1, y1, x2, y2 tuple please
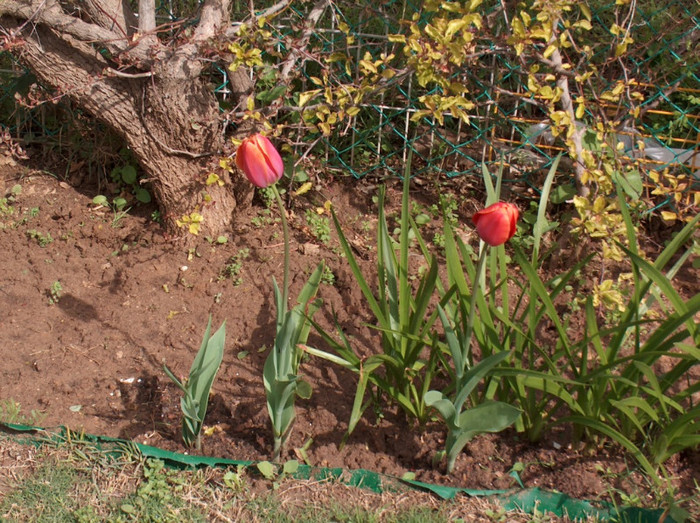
(272, 184, 289, 313)
(456, 243, 488, 412)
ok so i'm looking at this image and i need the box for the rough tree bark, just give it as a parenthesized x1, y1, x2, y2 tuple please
(0, 0, 256, 235)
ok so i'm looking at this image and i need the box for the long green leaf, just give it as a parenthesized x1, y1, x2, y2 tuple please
(425, 390, 457, 427)
(331, 207, 386, 326)
(188, 317, 226, 435)
(559, 415, 658, 481)
(532, 153, 562, 262)
(454, 351, 511, 414)
(622, 245, 696, 336)
(513, 247, 574, 366)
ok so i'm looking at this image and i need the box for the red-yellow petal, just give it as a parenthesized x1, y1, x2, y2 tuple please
(235, 134, 284, 188)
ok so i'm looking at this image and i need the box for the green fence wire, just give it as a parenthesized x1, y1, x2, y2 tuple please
(1, 1, 698, 206)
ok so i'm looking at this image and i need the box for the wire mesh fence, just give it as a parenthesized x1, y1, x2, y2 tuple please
(266, 1, 700, 187)
(1, 0, 698, 209)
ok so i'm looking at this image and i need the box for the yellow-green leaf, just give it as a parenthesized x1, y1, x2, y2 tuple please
(446, 19, 468, 39)
(660, 211, 677, 221)
(294, 182, 313, 196)
(298, 90, 321, 107)
(580, 4, 592, 20)
(543, 44, 557, 59)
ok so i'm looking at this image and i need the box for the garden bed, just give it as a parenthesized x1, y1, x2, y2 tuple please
(0, 162, 698, 516)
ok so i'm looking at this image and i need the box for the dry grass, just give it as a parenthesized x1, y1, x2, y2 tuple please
(0, 435, 603, 522)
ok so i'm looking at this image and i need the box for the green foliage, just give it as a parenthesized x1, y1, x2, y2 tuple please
(255, 459, 300, 490)
(264, 261, 324, 461)
(218, 248, 250, 285)
(425, 352, 521, 474)
(0, 458, 83, 521)
(163, 316, 226, 450)
(305, 168, 441, 439)
(0, 398, 45, 426)
(117, 458, 206, 522)
(261, 180, 324, 461)
(304, 209, 331, 245)
(319, 264, 335, 286)
(26, 229, 53, 247)
(423, 162, 526, 473)
(471, 160, 700, 482)
(110, 158, 151, 204)
(48, 280, 63, 305)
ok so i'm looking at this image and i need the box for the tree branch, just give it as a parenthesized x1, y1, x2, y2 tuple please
(1, 0, 153, 64)
(551, 45, 589, 197)
(194, 0, 231, 42)
(82, 0, 137, 38)
(279, 0, 328, 82)
(1, 0, 121, 46)
(138, 0, 156, 34)
(224, 0, 293, 38)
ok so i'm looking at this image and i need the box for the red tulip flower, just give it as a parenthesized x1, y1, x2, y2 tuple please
(235, 134, 284, 188)
(472, 202, 519, 246)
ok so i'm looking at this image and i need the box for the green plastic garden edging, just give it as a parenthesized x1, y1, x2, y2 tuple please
(0, 422, 672, 522)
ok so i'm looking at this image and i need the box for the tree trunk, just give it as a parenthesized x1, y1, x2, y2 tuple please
(1, 0, 254, 236)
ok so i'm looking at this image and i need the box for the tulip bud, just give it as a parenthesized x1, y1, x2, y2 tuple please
(235, 134, 284, 188)
(472, 202, 519, 246)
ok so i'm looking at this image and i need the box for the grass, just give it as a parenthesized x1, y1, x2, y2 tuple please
(0, 433, 600, 522)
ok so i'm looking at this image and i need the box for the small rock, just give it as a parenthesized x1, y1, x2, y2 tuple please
(300, 242, 320, 255)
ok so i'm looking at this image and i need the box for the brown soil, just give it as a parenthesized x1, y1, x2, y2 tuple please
(0, 157, 698, 513)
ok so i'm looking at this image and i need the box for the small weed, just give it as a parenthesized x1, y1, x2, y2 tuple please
(219, 248, 250, 285)
(305, 209, 331, 244)
(0, 398, 46, 426)
(150, 210, 162, 223)
(258, 186, 276, 209)
(251, 208, 278, 228)
(48, 280, 63, 305)
(0, 197, 14, 217)
(359, 216, 373, 235)
(115, 458, 206, 521)
(14, 206, 40, 227)
(111, 209, 130, 229)
(205, 235, 228, 245)
(320, 264, 335, 286)
(256, 460, 300, 490)
(26, 229, 53, 247)
(222, 465, 248, 493)
(430, 191, 459, 226)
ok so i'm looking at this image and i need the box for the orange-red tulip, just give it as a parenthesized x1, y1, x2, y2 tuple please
(472, 202, 519, 246)
(235, 134, 284, 188)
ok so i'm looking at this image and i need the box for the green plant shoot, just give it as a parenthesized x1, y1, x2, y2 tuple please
(163, 315, 226, 451)
(304, 160, 441, 441)
(425, 351, 520, 474)
(264, 184, 325, 462)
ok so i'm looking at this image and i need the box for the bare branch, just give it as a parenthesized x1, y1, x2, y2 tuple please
(279, 0, 328, 82)
(1, 0, 121, 46)
(550, 45, 589, 197)
(1, 0, 158, 64)
(104, 68, 153, 78)
(224, 0, 293, 38)
(254, 0, 293, 20)
(81, 0, 137, 37)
